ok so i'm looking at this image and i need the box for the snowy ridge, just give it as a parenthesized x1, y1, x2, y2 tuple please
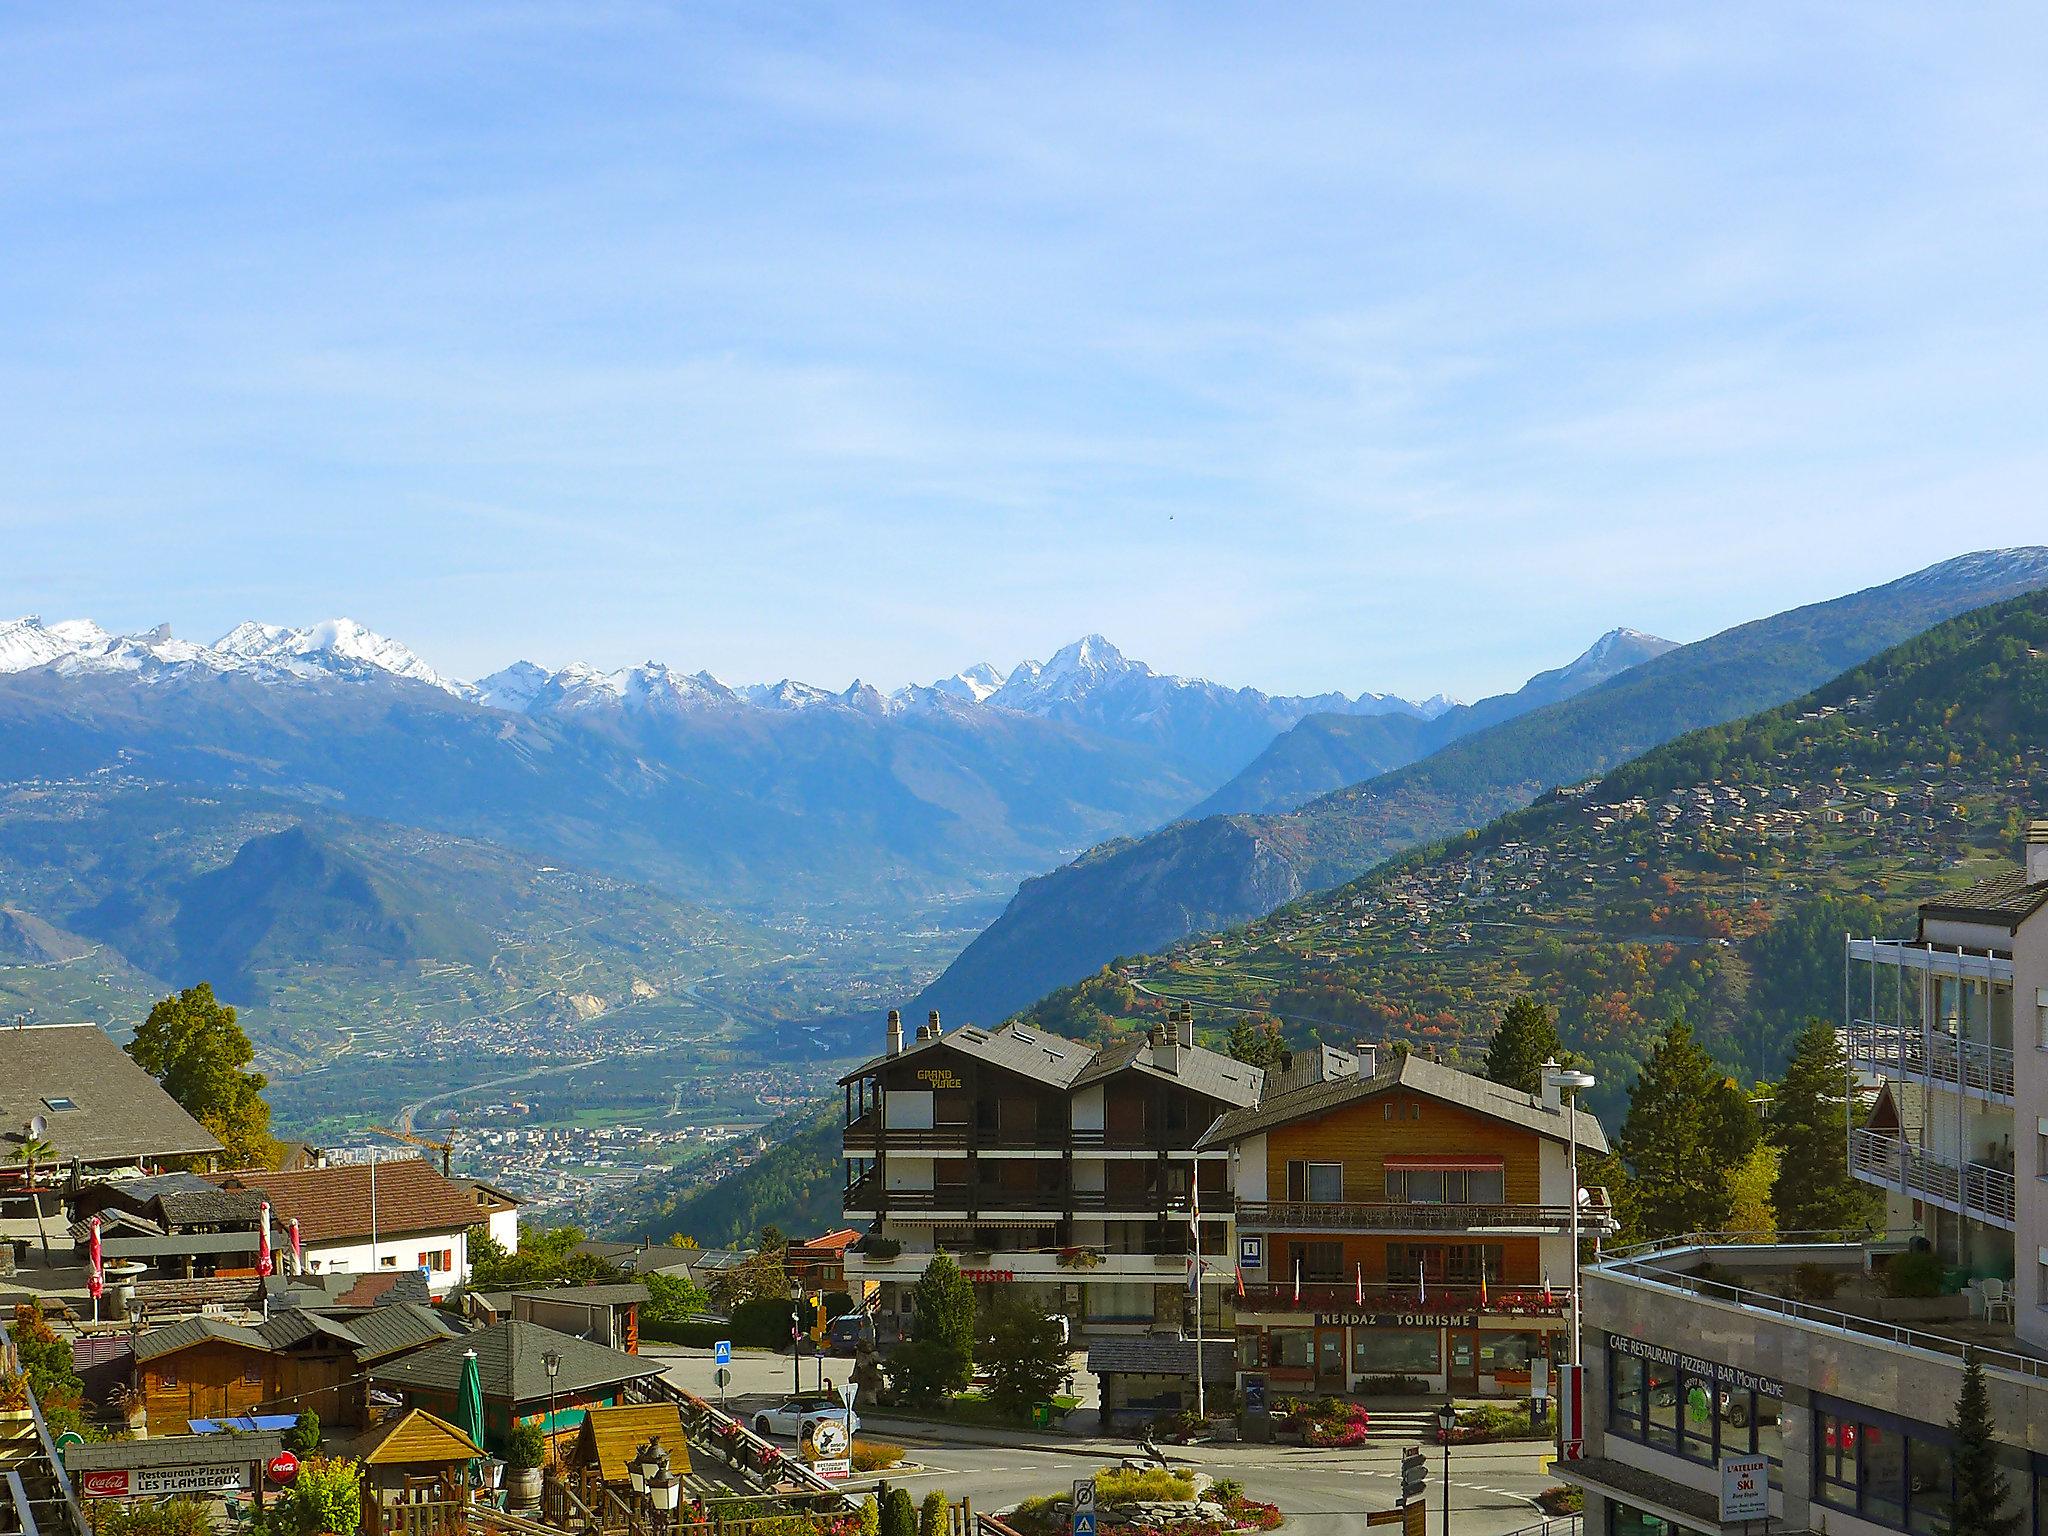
(0, 614, 1448, 722)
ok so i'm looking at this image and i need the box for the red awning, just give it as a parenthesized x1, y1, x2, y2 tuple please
(1382, 1155, 1505, 1170)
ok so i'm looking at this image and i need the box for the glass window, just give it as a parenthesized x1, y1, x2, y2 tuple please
(1644, 1357, 1679, 1451)
(1611, 1351, 1645, 1439)
(1354, 1329, 1439, 1375)
(1307, 1163, 1344, 1202)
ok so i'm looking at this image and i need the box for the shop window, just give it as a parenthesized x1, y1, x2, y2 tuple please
(1354, 1329, 1439, 1375)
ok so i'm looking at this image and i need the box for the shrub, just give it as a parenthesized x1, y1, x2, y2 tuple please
(505, 1422, 548, 1470)
(918, 1489, 947, 1536)
(1095, 1469, 1196, 1504)
(1884, 1249, 1945, 1299)
(852, 1440, 906, 1473)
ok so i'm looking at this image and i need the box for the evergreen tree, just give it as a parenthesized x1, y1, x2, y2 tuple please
(1616, 1020, 1760, 1238)
(1940, 1355, 2020, 1536)
(127, 983, 275, 1166)
(1484, 997, 1564, 1096)
(1769, 1019, 1877, 1235)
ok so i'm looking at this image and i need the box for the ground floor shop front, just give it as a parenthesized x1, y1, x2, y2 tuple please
(1236, 1308, 1565, 1396)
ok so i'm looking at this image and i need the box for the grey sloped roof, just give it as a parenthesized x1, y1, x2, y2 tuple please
(1920, 870, 2048, 930)
(1071, 1034, 1264, 1107)
(345, 1302, 465, 1362)
(839, 1020, 1093, 1088)
(1197, 1051, 1608, 1154)
(0, 1023, 222, 1164)
(369, 1318, 660, 1401)
(132, 1315, 271, 1362)
(1086, 1336, 1235, 1377)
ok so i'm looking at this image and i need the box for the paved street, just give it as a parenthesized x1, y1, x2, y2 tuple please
(647, 1347, 1562, 1536)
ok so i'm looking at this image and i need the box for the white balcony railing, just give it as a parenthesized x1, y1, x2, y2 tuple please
(1845, 1021, 2015, 1101)
(1850, 1127, 2015, 1228)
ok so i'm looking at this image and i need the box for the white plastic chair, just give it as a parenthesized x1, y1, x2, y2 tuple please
(1982, 1277, 2015, 1322)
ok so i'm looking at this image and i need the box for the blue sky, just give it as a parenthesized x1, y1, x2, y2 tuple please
(4, 4, 2045, 699)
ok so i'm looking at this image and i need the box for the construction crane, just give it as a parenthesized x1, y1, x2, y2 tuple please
(371, 1119, 457, 1178)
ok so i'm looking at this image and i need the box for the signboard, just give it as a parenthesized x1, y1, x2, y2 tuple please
(1071, 1478, 1097, 1536)
(1238, 1235, 1264, 1269)
(1607, 1332, 1785, 1399)
(1313, 1312, 1478, 1330)
(715, 1339, 733, 1366)
(82, 1466, 250, 1500)
(1558, 1363, 1585, 1459)
(266, 1452, 300, 1485)
(1720, 1456, 1770, 1521)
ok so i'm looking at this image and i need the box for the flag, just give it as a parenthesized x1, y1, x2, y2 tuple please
(87, 1218, 103, 1302)
(1292, 1257, 1302, 1305)
(289, 1218, 303, 1271)
(1354, 1262, 1364, 1306)
(258, 1200, 274, 1278)
(1418, 1258, 1426, 1306)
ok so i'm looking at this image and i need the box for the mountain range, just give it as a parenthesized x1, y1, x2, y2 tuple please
(915, 547, 2048, 1027)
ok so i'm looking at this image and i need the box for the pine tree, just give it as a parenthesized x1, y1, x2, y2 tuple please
(1940, 1356, 2020, 1536)
(1616, 1020, 1760, 1238)
(1769, 1019, 1877, 1235)
(1484, 997, 1564, 1096)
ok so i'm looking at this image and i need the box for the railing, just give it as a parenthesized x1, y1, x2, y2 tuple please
(1849, 1129, 2015, 1227)
(1596, 1236, 2048, 1385)
(1845, 1021, 2015, 1100)
(1235, 1281, 1566, 1315)
(1236, 1197, 1612, 1233)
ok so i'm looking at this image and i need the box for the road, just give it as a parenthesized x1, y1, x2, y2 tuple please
(646, 1347, 1560, 1536)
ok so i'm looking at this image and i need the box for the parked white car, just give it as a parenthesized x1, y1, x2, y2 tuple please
(751, 1395, 861, 1441)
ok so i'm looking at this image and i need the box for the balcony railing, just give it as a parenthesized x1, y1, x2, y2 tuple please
(1235, 1280, 1567, 1316)
(1844, 1022, 2014, 1101)
(1850, 1128, 2015, 1228)
(1237, 1194, 1614, 1234)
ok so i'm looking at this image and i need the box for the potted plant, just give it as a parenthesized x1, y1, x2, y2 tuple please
(504, 1421, 547, 1511)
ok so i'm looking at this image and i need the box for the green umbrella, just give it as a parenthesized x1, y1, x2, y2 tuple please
(457, 1349, 488, 1491)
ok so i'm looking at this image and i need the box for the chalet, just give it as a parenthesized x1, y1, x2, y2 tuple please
(0, 1023, 222, 1173)
(1204, 1045, 1611, 1398)
(214, 1158, 502, 1295)
(369, 1319, 664, 1449)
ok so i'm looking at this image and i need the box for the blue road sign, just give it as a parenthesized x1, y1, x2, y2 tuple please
(715, 1340, 732, 1365)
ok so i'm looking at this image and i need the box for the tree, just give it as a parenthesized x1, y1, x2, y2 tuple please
(126, 984, 275, 1166)
(1484, 997, 1564, 1096)
(13, 1136, 53, 1258)
(1225, 1016, 1287, 1070)
(1770, 1019, 1878, 1235)
(1940, 1355, 2020, 1536)
(979, 1297, 1072, 1421)
(1615, 1020, 1760, 1238)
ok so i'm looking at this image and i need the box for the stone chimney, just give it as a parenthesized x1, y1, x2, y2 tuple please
(927, 1009, 943, 1037)
(2028, 821, 2048, 886)
(886, 1009, 904, 1057)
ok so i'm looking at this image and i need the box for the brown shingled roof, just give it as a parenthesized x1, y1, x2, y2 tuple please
(214, 1158, 485, 1244)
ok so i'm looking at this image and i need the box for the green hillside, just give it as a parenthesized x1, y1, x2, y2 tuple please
(1016, 585, 2048, 1120)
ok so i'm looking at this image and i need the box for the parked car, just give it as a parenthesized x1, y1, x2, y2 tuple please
(751, 1394, 861, 1441)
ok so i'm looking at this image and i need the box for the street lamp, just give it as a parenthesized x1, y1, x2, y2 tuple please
(1435, 1399, 1458, 1536)
(541, 1348, 562, 1457)
(1541, 1061, 1597, 1370)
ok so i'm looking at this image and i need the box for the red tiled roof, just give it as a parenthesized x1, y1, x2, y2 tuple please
(213, 1158, 485, 1245)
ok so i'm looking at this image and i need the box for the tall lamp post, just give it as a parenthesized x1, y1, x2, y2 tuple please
(1435, 1399, 1457, 1536)
(541, 1348, 562, 1461)
(1541, 1062, 1597, 1370)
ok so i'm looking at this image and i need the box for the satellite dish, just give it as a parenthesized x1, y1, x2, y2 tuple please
(27, 1115, 46, 1140)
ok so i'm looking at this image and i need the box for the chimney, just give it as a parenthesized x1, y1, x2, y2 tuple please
(2028, 821, 2048, 886)
(927, 1009, 943, 1037)
(886, 1009, 904, 1057)
(1540, 1057, 1562, 1112)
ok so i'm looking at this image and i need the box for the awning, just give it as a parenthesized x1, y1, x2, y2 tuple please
(1383, 1156, 1505, 1170)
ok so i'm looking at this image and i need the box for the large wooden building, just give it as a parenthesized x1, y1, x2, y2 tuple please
(1204, 1045, 1611, 1398)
